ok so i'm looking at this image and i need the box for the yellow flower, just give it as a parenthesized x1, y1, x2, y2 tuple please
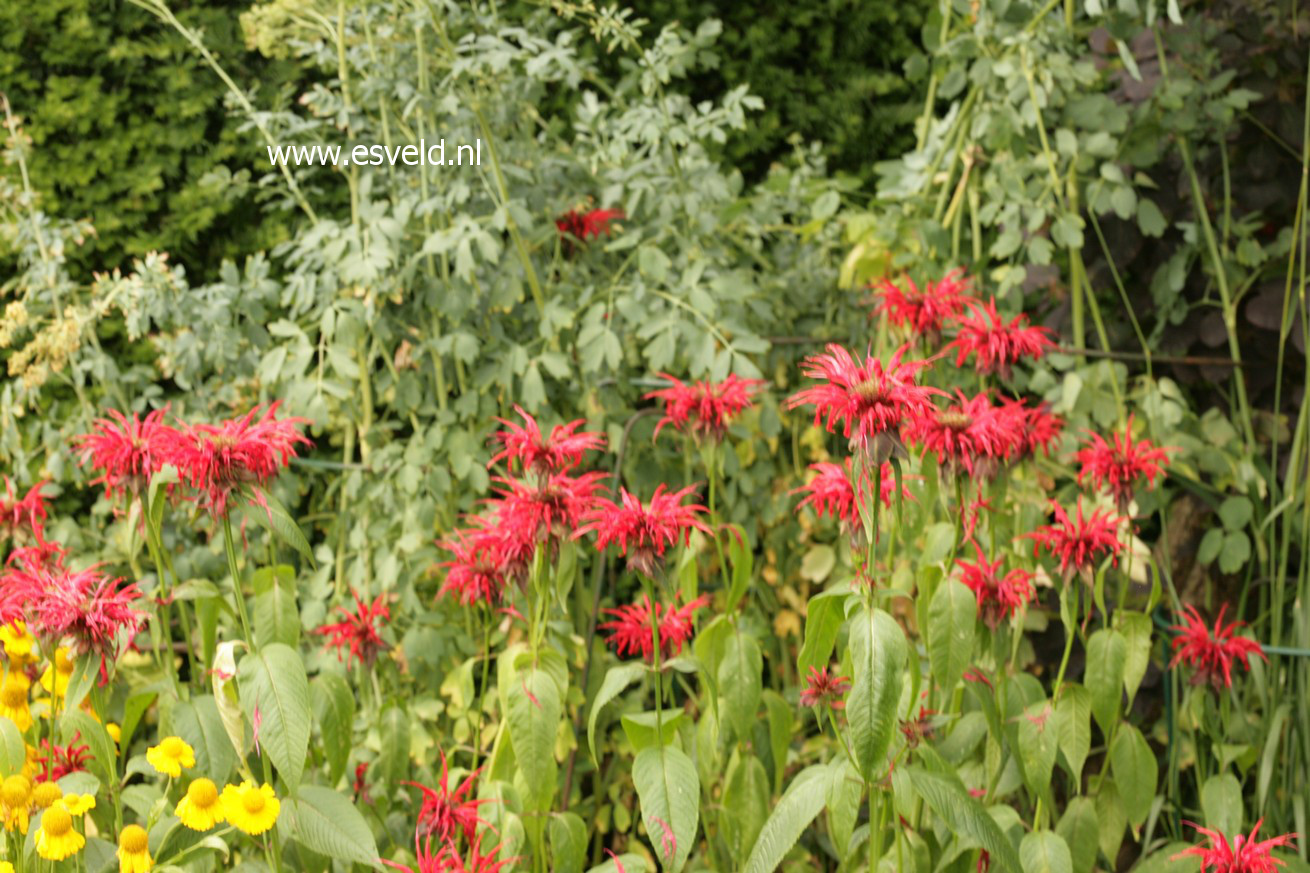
(39, 648, 75, 698)
(60, 794, 95, 816)
(31, 782, 62, 810)
(36, 806, 84, 860)
(1, 774, 31, 833)
(0, 672, 31, 732)
(106, 722, 122, 743)
(0, 860, 13, 873)
(174, 778, 224, 831)
(145, 737, 194, 778)
(220, 782, 280, 836)
(117, 824, 152, 873)
(0, 622, 35, 665)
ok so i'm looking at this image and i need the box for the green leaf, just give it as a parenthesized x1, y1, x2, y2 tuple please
(375, 703, 411, 787)
(1017, 702, 1058, 800)
(312, 672, 355, 786)
(799, 545, 836, 582)
(1200, 773, 1243, 838)
(241, 487, 314, 566)
(1085, 629, 1126, 736)
(1118, 612, 1153, 704)
(0, 718, 26, 777)
(549, 812, 588, 873)
(825, 759, 862, 862)
(1021, 831, 1073, 873)
(723, 754, 770, 866)
(920, 522, 956, 566)
(1198, 528, 1224, 565)
(847, 607, 906, 782)
(252, 565, 300, 649)
(724, 524, 753, 609)
(1129, 843, 1200, 873)
(1218, 531, 1251, 575)
(621, 711, 685, 752)
(506, 665, 562, 811)
(173, 696, 236, 786)
(1110, 724, 1158, 828)
(282, 785, 380, 867)
(1218, 496, 1253, 530)
(1096, 781, 1128, 861)
(633, 745, 700, 873)
(719, 630, 762, 742)
(588, 663, 646, 764)
(237, 642, 311, 792)
(744, 763, 828, 873)
(797, 590, 849, 676)
(1056, 797, 1099, 873)
(905, 766, 1022, 872)
(762, 691, 792, 794)
(61, 711, 116, 789)
(1137, 198, 1167, 237)
(1055, 685, 1092, 782)
(587, 854, 652, 873)
(928, 578, 976, 694)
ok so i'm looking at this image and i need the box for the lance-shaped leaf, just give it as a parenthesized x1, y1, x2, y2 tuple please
(1020, 830, 1073, 873)
(633, 744, 699, 873)
(905, 766, 1021, 872)
(846, 607, 906, 782)
(719, 630, 762, 743)
(237, 642, 311, 792)
(1085, 629, 1126, 736)
(744, 763, 829, 873)
(928, 578, 976, 694)
(587, 663, 645, 764)
(506, 665, 562, 811)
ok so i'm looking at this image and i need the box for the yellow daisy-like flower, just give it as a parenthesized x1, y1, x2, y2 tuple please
(59, 794, 95, 816)
(1, 774, 31, 833)
(0, 622, 35, 665)
(174, 778, 224, 831)
(0, 672, 31, 732)
(31, 782, 62, 810)
(36, 806, 84, 860)
(145, 737, 194, 778)
(0, 860, 14, 873)
(106, 722, 122, 743)
(117, 824, 152, 873)
(39, 648, 75, 698)
(220, 782, 280, 836)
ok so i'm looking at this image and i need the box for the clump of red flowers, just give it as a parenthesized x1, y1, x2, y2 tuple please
(1024, 499, 1124, 585)
(799, 665, 850, 710)
(409, 751, 488, 846)
(956, 544, 1035, 629)
(874, 269, 971, 345)
(1076, 416, 1172, 513)
(0, 477, 48, 544)
(487, 406, 605, 476)
(315, 590, 390, 668)
(786, 343, 940, 462)
(599, 594, 708, 663)
(947, 298, 1055, 380)
(905, 390, 1025, 479)
(794, 460, 906, 523)
(645, 373, 765, 443)
(36, 736, 91, 782)
(556, 206, 624, 248)
(1009, 400, 1065, 459)
(1172, 819, 1296, 872)
(576, 484, 711, 577)
(438, 518, 534, 607)
(75, 407, 176, 501)
(1169, 604, 1266, 692)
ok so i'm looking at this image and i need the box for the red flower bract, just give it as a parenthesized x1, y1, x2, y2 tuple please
(36, 736, 91, 782)
(956, 544, 1035, 629)
(575, 484, 711, 577)
(1169, 604, 1266, 691)
(75, 407, 178, 500)
(0, 477, 48, 543)
(1172, 819, 1296, 872)
(785, 343, 940, 460)
(905, 390, 1024, 478)
(1024, 499, 1124, 584)
(556, 207, 624, 243)
(1076, 415, 1172, 512)
(487, 406, 605, 475)
(166, 402, 311, 518)
(645, 373, 765, 442)
(315, 590, 390, 668)
(874, 269, 971, 343)
(793, 460, 910, 523)
(13, 565, 143, 674)
(1007, 400, 1064, 459)
(948, 298, 1054, 379)
(408, 751, 488, 846)
(600, 594, 708, 662)
(438, 517, 534, 606)
(492, 471, 605, 543)
(800, 665, 850, 709)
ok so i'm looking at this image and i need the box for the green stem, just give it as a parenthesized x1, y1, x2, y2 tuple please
(221, 516, 255, 650)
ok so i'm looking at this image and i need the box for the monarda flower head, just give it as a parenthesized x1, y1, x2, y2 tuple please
(491, 471, 605, 543)
(556, 206, 624, 249)
(904, 390, 1025, 479)
(21, 566, 144, 679)
(947, 298, 1054, 380)
(955, 544, 1035, 629)
(575, 484, 711, 577)
(1169, 604, 1265, 692)
(1024, 499, 1124, 586)
(799, 665, 850, 710)
(407, 750, 488, 847)
(487, 406, 605, 476)
(1075, 416, 1172, 513)
(314, 590, 390, 668)
(1172, 819, 1296, 872)
(599, 594, 708, 662)
(874, 269, 971, 345)
(166, 403, 311, 519)
(793, 460, 914, 550)
(0, 478, 48, 545)
(645, 373, 765, 443)
(1006, 400, 1064, 459)
(785, 343, 941, 463)
(75, 408, 178, 501)
(438, 517, 534, 606)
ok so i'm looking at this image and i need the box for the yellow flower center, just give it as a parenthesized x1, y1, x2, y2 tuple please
(32, 783, 61, 809)
(160, 737, 187, 759)
(187, 779, 218, 808)
(241, 790, 266, 815)
(42, 807, 72, 838)
(1, 775, 30, 808)
(0, 679, 26, 708)
(119, 825, 148, 853)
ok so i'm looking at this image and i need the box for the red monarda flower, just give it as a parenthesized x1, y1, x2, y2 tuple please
(36, 736, 91, 782)
(1008, 400, 1064, 459)
(956, 544, 1035, 629)
(1169, 604, 1266, 692)
(1075, 416, 1172, 513)
(492, 471, 605, 543)
(1024, 499, 1124, 584)
(1172, 819, 1296, 872)
(905, 390, 1024, 479)
(576, 484, 711, 577)
(600, 594, 708, 662)
(794, 460, 909, 523)
(384, 830, 513, 873)
(438, 517, 533, 606)
(785, 344, 940, 461)
(948, 298, 1054, 379)
(874, 269, 971, 344)
(75, 408, 178, 500)
(20, 565, 143, 674)
(800, 665, 850, 709)
(167, 403, 311, 518)
(408, 751, 488, 846)
(0, 477, 48, 543)
(556, 207, 624, 243)
(487, 406, 605, 475)
(645, 373, 765, 442)
(314, 590, 390, 668)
